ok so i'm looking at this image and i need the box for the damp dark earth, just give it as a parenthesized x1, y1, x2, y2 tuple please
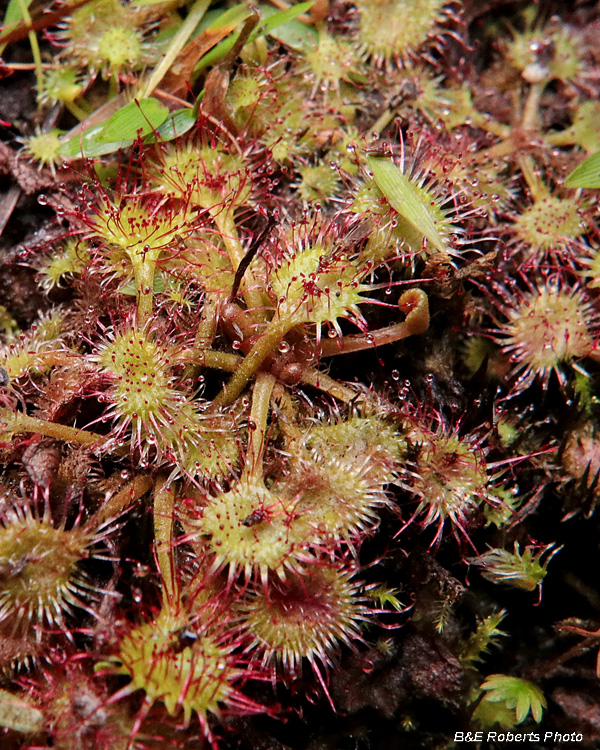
(1, 1, 600, 748)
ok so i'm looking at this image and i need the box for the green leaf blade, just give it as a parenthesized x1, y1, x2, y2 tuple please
(565, 151, 600, 188)
(96, 98, 169, 143)
(367, 156, 446, 253)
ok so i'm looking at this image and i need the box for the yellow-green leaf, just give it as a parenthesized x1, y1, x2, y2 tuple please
(565, 151, 600, 189)
(367, 156, 446, 253)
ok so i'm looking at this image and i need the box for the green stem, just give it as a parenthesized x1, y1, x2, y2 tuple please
(94, 474, 153, 525)
(181, 348, 242, 372)
(195, 291, 221, 351)
(210, 209, 266, 315)
(242, 372, 275, 483)
(64, 99, 93, 121)
(1, 410, 104, 445)
(133, 259, 155, 328)
(517, 154, 549, 203)
(16, 0, 42, 93)
(212, 320, 287, 407)
(521, 81, 545, 133)
(154, 473, 178, 606)
(108, 73, 119, 101)
(300, 368, 364, 404)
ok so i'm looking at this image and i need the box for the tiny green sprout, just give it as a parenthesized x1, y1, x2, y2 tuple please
(366, 585, 405, 612)
(460, 610, 508, 669)
(470, 543, 561, 594)
(484, 485, 523, 529)
(37, 66, 83, 108)
(473, 674, 546, 726)
(20, 129, 64, 175)
(39, 239, 88, 291)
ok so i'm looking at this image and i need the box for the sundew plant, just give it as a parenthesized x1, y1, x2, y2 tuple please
(0, 0, 600, 747)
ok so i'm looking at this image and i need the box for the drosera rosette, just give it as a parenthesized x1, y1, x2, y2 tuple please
(506, 165, 594, 268)
(396, 410, 497, 545)
(55, 0, 162, 85)
(282, 414, 403, 546)
(502, 17, 583, 89)
(94, 321, 239, 478)
(224, 60, 344, 165)
(97, 599, 266, 749)
(354, 0, 460, 67)
(0, 308, 70, 383)
(469, 542, 561, 599)
(486, 273, 600, 395)
(78, 181, 198, 326)
(236, 561, 371, 706)
(0, 496, 117, 640)
(211, 212, 382, 407)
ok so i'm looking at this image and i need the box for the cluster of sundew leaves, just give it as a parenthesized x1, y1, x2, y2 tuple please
(3, 0, 600, 746)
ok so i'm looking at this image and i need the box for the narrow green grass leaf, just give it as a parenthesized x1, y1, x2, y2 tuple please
(96, 98, 169, 143)
(192, 4, 254, 74)
(59, 98, 170, 158)
(258, 3, 317, 51)
(0, 0, 32, 53)
(367, 157, 446, 253)
(564, 151, 600, 188)
(2, 0, 32, 27)
(152, 107, 198, 142)
(58, 127, 130, 158)
(253, 2, 314, 40)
